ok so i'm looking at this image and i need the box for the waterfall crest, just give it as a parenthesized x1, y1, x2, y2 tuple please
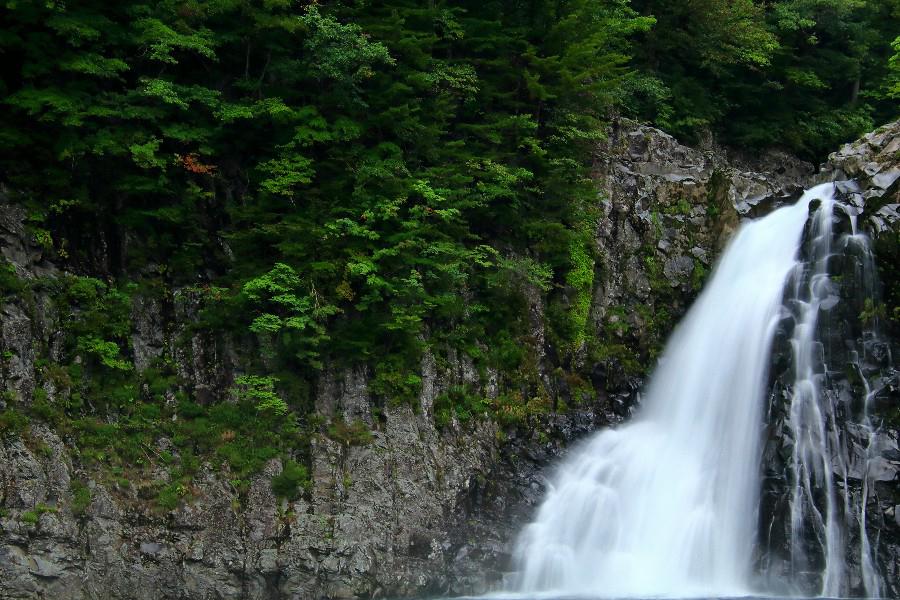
(512, 184, 842, 597)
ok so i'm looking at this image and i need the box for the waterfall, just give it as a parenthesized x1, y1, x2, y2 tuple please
(511, 183, 882, 597)
(780, 195, 884, 598)
(784, 192, 848, 594)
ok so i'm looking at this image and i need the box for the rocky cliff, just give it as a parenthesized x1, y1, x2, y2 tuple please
(1, 121, 898, 599)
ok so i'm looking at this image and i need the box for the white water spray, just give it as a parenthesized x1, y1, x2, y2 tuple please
(513, 185, 841, 597)
(783, 196, 883, 597)
(783, 192, 846, 595)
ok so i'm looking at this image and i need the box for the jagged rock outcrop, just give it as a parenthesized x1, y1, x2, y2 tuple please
(817, 122, 900, 233)
(1, 122, 898, 599)
(587, 121, 814, 395)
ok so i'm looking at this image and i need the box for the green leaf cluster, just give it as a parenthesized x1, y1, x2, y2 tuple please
(271, 459, 311, 499)
(231, 374, 288, 416)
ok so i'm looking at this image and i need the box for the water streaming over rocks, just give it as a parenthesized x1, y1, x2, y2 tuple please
(766, 192, 888, 598)
(512, 184, 887, 597)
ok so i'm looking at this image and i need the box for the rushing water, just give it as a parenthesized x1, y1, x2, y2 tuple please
(510, 184, 882, 598)
(780, 195, 883, 597)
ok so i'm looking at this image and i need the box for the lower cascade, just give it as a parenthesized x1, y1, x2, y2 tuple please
(511, 183, 886, 597)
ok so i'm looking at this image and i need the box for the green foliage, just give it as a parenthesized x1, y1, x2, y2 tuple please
(564, 205, 599, 352)
(0, 260, 25, 298)
(627, 0, 899, 157)
(20, 503, 57, 525)
(240, 263, 339, 369)
(47, 386, 307, 491)
(370, 355, 422, 407)
(0, 0, 655, 389)
(271, 460, 311, 499)
(70, 480, 92, 515)
(433, 380, 555, 431)
(13, 276, 142, 423)
(156, 481, 188, 511)
(491, 391, 552, 428)
(0, 408, 30, 436)
(691, 261, 710, 291)
(232, 375, 287, 416)
(326, 418, 374, 446)
(887, 36, 900, 99)
(859, 298, 886, 325)
(663, 198, 693, 216)
(587, 338, 644, 377)
(433, 386, 490, 429)
(486, 330, 528, 373)
(76, 336, 132, 371)
(19, 510, 39, 525)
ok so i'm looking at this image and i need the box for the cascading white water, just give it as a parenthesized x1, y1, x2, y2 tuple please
(513, 185, 839, 597)
(784, 192, 846, 594)
(783, 197, 883, 598)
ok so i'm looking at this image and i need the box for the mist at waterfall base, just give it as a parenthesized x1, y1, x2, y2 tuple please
(495, 184, 884, 599)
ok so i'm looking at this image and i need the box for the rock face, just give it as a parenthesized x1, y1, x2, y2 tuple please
(759, 121, 900, 598)
(817, 122, 900, 233)
(1, 122, 898, 599)
(589, 122, 814, 395)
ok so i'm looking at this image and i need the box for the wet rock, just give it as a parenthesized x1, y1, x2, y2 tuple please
(759, 128, 900, 596)
(172, 288, 237, 403)
(663, 255, 695, 285)
(139, 542, 164, 557)
(316, 365, 373, 425)
(1, 303, 36, 403)
(131, 295, 166, 372)
(819, 121, 900, 234)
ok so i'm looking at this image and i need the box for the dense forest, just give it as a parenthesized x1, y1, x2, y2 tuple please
(0, 0, 897, 499)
